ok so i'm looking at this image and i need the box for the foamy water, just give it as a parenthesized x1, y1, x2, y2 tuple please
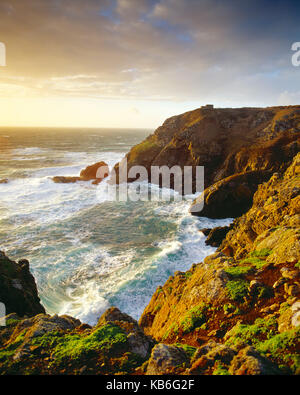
(0, 128, 232, 325)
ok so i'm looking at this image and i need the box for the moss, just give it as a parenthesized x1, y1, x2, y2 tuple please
(52, 324, 127, 364)
(224, 266, 252, 278)
(0, 330, 26, 362)
(213, 363, 231, 375)
(225, 317, 278, 348)
(257, 327, 300, 373)
(175, 343, 197, 358)
(250, 248, 272, 258)
(223, 303, 241, 315)
(240, 257, 267, 269)
(5, 318, 21, 327)
(162, 322, 179, 340)
(154, 304, 162, 313)
(226, 279, 249, 302)
(118, 352, 145, 373)
(180, 303, 209, 334)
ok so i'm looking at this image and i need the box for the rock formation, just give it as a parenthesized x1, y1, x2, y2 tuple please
(52, 161, 109, 185)
(0, 251, 45, 317)
(0, 107, 299, 375)
(114, 106, 300, 218)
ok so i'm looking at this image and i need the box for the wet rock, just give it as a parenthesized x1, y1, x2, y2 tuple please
(204, 226, 233, 247)
(0, 251, 45, 317)
(52, 161, 109, 184)
(0, 179, 8, 184)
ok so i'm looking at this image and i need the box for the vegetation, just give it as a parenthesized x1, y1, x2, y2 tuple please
(226, 279, 249, 302)
(180, 303, 209, 333)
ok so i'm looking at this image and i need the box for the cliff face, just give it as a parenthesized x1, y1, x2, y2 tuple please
(0, 252, 45, 318)
(0, 108, 299, 375)
(115, 106, 300, 196)
(139, 153, 300, 374)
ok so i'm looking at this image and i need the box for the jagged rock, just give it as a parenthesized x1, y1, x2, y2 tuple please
(278, 301, 300, 333)
(145, 344, 189, 375)
(189, 341, 236, 373)
(191, 171, 271, 218)
(229, 346, 281, 375)
(220, 153, 300, 260)
(52, 161, 109, 184)
(80, 161, 109, 181)
(0, 251, 45, 317)
(97, 307, 154, 359)
(284, 283, 300, 297)
(280, 267, 299, 280)
(11, 313, 81, 340)
(115, 107, 300, 195)
(203, 225, 232, 247)
(0, 179, 8, 184)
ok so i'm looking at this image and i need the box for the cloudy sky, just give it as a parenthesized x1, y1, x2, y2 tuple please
(0, 0, 299, 127)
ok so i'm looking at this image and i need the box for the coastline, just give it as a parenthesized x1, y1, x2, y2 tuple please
(0, 105, 299, 375)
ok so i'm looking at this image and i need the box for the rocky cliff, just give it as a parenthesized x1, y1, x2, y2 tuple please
(139, 153, 300, 374)
(0, 252, 45, 318)
(0, 108, 299, 375)
(115, 105, 300, 217)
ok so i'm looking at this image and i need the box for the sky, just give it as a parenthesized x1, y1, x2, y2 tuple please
(0, 0, 299, 128)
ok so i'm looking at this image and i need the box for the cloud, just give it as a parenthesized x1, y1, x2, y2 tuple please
(0, 0, 299, 107)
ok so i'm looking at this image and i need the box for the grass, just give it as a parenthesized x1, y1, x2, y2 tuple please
(240, 248, 272, 269)
(175, 343, 197, 358)
(226, 279, 249, 302)
(180, 303, 209, 333)
(225, 317, 277, 348)
(224, 266, 252, 278)
(31, 324, 128, 365)
(240, 257, 267, 269)
(249, 248, 272, 258)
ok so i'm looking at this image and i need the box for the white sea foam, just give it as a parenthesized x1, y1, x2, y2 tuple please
(2, 136, 233, 326)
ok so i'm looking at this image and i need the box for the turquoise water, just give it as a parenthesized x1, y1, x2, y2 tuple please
(0, 128, 232, 324)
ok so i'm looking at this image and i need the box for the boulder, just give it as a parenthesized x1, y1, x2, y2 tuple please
(97, 307, 154, 359)
(229, 346, 281, 375)
(146, 344, 189, 375)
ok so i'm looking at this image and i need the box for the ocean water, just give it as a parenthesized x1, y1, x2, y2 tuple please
(0, 128, 232, 325)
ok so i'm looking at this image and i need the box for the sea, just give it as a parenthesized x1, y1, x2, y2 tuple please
(0, 128, 232, 325)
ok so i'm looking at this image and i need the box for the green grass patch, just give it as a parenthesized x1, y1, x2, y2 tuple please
(225, 317, 277, 348)
(179, 303, 209, 334)
(257, 327, 300, 373)
(175, 343, 197, 358)
(240, 257, 267, 269)
(213, 363, 231, 375)
(249, 248, 272, 258)
(226, 279, 249, 302)
(225, 266, 252, 278)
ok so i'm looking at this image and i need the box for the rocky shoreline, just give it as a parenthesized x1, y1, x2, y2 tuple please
(0, 106, 299, 375)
